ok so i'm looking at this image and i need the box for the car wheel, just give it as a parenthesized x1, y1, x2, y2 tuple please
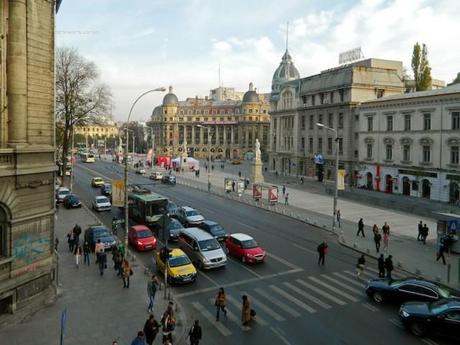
(372, 291, 383, 304)
(409, 322, 426, 337)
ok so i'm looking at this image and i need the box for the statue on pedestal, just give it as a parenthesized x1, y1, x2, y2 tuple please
(251, 138, 264, 184)
(255, 138, 261, 162)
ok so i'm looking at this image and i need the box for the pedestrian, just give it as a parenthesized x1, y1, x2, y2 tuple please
(188, 320, 202, 345)
(83, 241, 90, 266)
(275, 170, 279, 177)
(74, 243, 82, 268)
(241, 295, 251, 326)
(378, 254, 385, 278)
(232, 181, 235, 192)
(284, 193, 289, 205)
(372, 224, 379, 235)
(95, 239, 105, 263)
(356, 254, 366, 279)
(384, 255, 394, 280)
(98, 251, 107, 276)
(54, 238, 59, 252)
(436, 243, 447, 265)
(161, 303, 176, 344)
(238, 171, 241, 178)
(300, 177, 304, 184)
(115, 250, 123, 277)
(147, 275, 159, 313)
(357, 218, 365, 237)
(317, 241, 328, 266)
(72, 223, 82, 244)
(143, 314, 160, 345)
(130, 331, 146, 345)
(383, 230, 390, 253)
(112, 245, 119, 269)
(67, 231, 75, 253)
(122, 258, 132, 288)
(215, 287, 227, 321)
(382, 222, 390, 236)
(336, 209, 341, 228)
(282, 185, 286, 196)
(421, 224, 429, 245)
(417, 221, 423, 241)
(374, 229, 382, 253)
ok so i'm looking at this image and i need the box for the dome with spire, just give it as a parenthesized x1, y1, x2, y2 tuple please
(242, 82, 259, 103)
(272, 50, 300, 94)
(162, 85, 179, 106)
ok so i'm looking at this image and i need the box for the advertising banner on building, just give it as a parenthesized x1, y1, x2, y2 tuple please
(268, 186, 278, 204)
(237, 179, 245, 196)
(112, 179, 125, 207)
(224, 178, 233, 193)
(337, 169, 346, 190)
(253, 184, 262, 200)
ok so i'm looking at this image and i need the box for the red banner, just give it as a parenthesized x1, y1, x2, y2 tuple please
(253, 184, 262, 200)
(268, 187, 278, 203)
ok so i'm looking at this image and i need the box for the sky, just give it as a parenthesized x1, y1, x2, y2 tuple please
(56, 0, 460, 122)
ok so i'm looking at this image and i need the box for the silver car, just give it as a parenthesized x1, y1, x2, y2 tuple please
(176, 206, 204, 227)
(92, 196, 112, 212)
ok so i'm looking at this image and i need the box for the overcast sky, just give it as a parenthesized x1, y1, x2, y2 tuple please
(56, 0, 460, 122)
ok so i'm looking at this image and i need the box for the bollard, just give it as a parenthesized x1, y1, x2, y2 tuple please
(353, 243, 357, 249)
(415, 269, 421, 276)
(397, 261, 402, 268)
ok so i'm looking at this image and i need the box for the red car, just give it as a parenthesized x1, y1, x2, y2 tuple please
(225, 233, 266, 264)
(128, 225, 157, 251)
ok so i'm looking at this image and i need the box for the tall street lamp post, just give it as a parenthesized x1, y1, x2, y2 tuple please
(146, 126, 155, 170)
(124, 88, 166, 259)
(316, 123, 339, 232)
(197, 124, 212, 192)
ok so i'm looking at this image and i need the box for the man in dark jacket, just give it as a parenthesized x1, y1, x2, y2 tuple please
(317, 242, 328, 266)
(130, 331, 146, 345)
(378, 254, 385, 278)
(357, 218, 365, 237)
(384, 255, 394, 280)
(421, 224, 429, 245)
(189, 319, 202, 345)
(417, 221, 423, 241)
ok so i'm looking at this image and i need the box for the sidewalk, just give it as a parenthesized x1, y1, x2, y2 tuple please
(0, 206, 185, 345)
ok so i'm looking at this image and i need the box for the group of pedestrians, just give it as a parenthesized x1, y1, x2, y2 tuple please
(378, 254, 394, 280)
(355, 219, 391, 254)
(417, 220, 429, 245)
(213, 287, 255, 328)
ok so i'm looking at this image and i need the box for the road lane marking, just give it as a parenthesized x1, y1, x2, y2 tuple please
(241, 291, 285, 322)
(282, 282, 331, 309)
(208, 298, 249, 331)
(199, 206, 219, 215)
(361, 302, 379, 312)
(227, 257, 263, 279)
(266, 252, 301, 270)
(270, 326, 292, 345)
(197, 270, 220, 287)
(292, 243, 318, 255)
(320, 274, 363, 295)
(332, 272, 366, 288)
(226, 294, 269, 326)
(295, 279, 346, 306)
(192, 301, 232, 336)
(388, 318, 403, 329)
(308, 277, 359, 302)
(269, 285, 317, 314)
(344, 270, 374, 280)
(236, 221, 257, 230)
(421, 338, 440, 345)
(254, 288, 301, 318)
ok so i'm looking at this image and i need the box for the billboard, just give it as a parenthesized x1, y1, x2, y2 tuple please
(112, 179, 125, 207)
(339, 47, 363, 64)
(337, 169, 346, 190)
(253, 184, 262, 200)
(268, 186, 278, 203)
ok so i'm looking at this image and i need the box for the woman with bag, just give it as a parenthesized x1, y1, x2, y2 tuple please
(143, 314, 160, 345)
(161, 305, 175, 344)
(215, 287, 227, 321)
(241, 295, 252, 326)
(122, 258, 132, 288)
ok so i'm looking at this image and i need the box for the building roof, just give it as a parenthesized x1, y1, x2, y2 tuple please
(163, 86, 179, 106)
(272, 50, 300, 88)
(242, 82, 259, 103)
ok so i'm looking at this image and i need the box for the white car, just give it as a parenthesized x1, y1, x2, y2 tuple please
(92, 196, 112, 212)
(149, 171, 163, 180)
(136, 168, 146, 175)
(56, 187, 70, 203)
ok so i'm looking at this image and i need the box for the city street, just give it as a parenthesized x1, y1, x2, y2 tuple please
(70, 159, 455, 345)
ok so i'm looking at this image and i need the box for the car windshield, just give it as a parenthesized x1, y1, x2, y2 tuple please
(168, 255, 191, 267)
(97, 197, 109, 203)
(136, 230, 152, 238)
(168, 202, 177, 211)
(429, 300, 450, 313)
(59, 190, 70, 195)
(104, 185, 111, 190)
(198, 238, 221, 251)
(93, 228, 110, 237)
(438, 286, 451, 298)
(186, 210, 199, 217)
(94, 178, 103, 182)
(241, 239, 258, 249)
(210, 225, 226, 236)
(169, 220, 183, 229)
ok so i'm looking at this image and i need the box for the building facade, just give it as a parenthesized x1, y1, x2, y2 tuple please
(74, 124, 119, 138)
(0, 0, 56, 325)
(269, 57, 405, 184)
(150, 84, 270, 161)
(357, 84, 460, 203)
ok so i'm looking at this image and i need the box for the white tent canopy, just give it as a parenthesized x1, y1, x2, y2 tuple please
(172, 157, 200, 171)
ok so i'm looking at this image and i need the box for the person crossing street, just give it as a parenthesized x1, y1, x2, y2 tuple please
(356, 254, 366, 279)
(357, 218, 365, 237)
(384, 255, 394, 281)
(215, 287, 227, 321)
(317, 241, 328, 266)
(147, 275, 159, 313)
(188, 319, 202, 345)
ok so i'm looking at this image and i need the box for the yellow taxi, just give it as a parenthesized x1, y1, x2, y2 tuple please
(155, 248, 197, 285)
(231, 159, 241, 165)
(91, 177, 105, 187)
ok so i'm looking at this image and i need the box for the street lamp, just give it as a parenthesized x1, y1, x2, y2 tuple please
(197, 124, 212, 192)
(316, 122, 339, 232)
(124, 87, 166, 259)
(146, 126, 155, 171)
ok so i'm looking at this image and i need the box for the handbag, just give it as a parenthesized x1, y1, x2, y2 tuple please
(129, 268, 134, 276)
(250, 309, 256, 317)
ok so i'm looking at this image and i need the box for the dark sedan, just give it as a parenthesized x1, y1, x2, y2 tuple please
(365, 278, 452, 304)
(399, 299, 460, 338)
(161, 175, 176, 185)
(167, 218, 184, 241)
(84, 225, 116, 252)
(198, 220, 227, 242)
(100, 183, 112, 197)
(63, 194, 82, 209)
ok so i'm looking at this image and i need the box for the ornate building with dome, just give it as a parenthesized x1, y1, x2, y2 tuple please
(150, 84, 270, 160)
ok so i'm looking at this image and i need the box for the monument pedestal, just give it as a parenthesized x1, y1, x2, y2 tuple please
(251, 159, 264, 184)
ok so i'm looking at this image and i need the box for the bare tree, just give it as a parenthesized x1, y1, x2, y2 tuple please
(56, 47, 111, 186)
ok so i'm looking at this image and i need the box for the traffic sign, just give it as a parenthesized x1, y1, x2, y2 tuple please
(448, 220, 458, 234)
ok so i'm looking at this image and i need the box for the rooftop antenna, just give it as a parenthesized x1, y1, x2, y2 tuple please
(286, 21, 289, 52)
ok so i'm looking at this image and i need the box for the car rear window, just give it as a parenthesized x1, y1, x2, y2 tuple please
(429, 300, 450, 313)
(137, 230, 152, 238)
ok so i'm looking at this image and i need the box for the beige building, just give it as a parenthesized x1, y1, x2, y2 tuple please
(150, 84, 270, 160)
(0, 0, 56, 325)
(74, 124, 119, 138)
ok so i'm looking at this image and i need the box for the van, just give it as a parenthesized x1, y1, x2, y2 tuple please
(178, 227, 227, 270)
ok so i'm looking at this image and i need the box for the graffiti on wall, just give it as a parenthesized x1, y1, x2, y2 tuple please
(13, 233, 50, 265)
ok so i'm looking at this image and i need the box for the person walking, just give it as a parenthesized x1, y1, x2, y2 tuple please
(188, 320, 202, 345)
(383, 230, 390, 253)
(384, 255, 394, 280)
(143, 314, 160, 345)
(317, 241, 328, 266)
(421, 224, 429, 245)
(284, 193, 289, 205)
(147, 275, 159, 313)
(95, 239, 105, 263)
(215, 287, 227, 321)
(83, 241, 91, 266)
(336, 209, 341, 228)
(67, 231, 75, 253)
(232, 181, 235, 192)
(378, 254, 385, 278)
(130, 331, 146, 345)
(357, 218, 365, 237)
(282, 185, 286, 196)
(98, 250, 107, 276)
(436, 242, 447, 265)
(241, 295, 252, 326)
(356, 254, 366, 279)
(161, 304, 176, 344)
(72, 223, 82, 244)
(373, 229, 382, 253)
(417, 221, 423, 241)
(122, 258, 132, 288)
(74, 243, 82, 268)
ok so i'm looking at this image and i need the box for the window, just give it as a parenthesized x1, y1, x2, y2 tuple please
(423, 113, 431, 130)
(309, 115, 314, 130)
(327, 138, 333, 154)
(0, 208, 7, 257)
(312, 95, 316, 106)
(404, 114, 411, 131)
(328, 113, 333, 128)
(339, 89, 344, 102)
(387, 116, 393, 131)
(338, 113, 344, 129)
(422, 146, 431, 163)
(403, 145, 411, 161)
(451, 146, 459, 165)
(309, 138, 313, 153)
(338, 138, 343, 154)
(329, 91, 334, 103)
(385, 145, 393, 161)
(366, 144, 373, 159)
(318, 114, 323, 124)
(320, 93, 324, 104)
(301, 116, 305, 130)
(318, 138, 323, 152)
(376, 89, 385, 98)
(301, 137, 305, 150)
(367, 117, 374, 131)
(302, 96, 307, 105)
(452, 112, 460, 130)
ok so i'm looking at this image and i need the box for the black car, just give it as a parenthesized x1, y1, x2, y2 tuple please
(366, 278, 452, 304)
(84, 225, 116, 251)
(100, 183, 112, 197)
(198, 220, 227, 242)
(63, 194, 82, 209)
(167, 218, 184, 241)
(399, 299, 460, 338)
(167, 201, 178, 218)
(161, 175, 176, 185)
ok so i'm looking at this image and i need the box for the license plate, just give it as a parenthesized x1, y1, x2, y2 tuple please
(182, 277, 191, 281)
(145, 245, 152, 248)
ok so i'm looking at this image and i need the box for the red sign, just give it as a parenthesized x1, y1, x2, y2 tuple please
(268, 187, 278, 203)
(253, 184, 262, 200)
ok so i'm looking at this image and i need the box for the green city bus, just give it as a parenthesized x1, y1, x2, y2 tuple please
(128, 192, 169, 231)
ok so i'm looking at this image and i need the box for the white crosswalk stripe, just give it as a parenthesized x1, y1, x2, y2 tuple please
(269, 285, 317, 313)
(344, 269, 374, 280)
(254, 287, 301, 318)
(308, 277, 359, 302)
(282, 282, 332, 309)
(241, 291, 286, 322)
(208, 298, 249, 331)
(192, 302, 232, 336)
(296, 279, 347, 305)
(226, 294, 269, 326)
(320, 274, 363, 295)
(332, 272, 366, 288)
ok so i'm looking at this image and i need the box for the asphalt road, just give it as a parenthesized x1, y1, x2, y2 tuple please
(69, 159, 454, 345)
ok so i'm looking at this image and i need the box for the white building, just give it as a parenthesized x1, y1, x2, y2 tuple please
(357, 83, 460, 202)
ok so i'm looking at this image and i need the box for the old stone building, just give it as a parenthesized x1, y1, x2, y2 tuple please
(150, 84, 270, 160)
(0, 0, 56, 325)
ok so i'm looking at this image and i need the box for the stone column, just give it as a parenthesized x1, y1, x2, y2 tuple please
(191, 126, 195, 145)
(7, 0, 28, 146)
(215, 125, 219, 145)
(223, 126, 227, 147)
(231, 126, 234, 145)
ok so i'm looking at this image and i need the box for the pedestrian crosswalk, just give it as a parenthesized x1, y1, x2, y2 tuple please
(185, 267, 405, 337)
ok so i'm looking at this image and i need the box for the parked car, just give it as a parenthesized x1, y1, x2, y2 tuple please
(399, 299, 460, 338)
(198, 220, 227, 242)
(167, 201, 178, 218)
(100, 183, 112, 197)
(225, 233, 266, 264)
(167, 218, 184, 241)
(135, 168, 146, 175)
(63, 194, 82, 209)
(91, 177, 105, 187)
(365, 278, 452, 305)
(155, 248, 197, 285)
(92, 196, 112, 212)
(161, 175, 176, 185)
(176, 206, 204, 227)
(56, 187, 70, 203)
(84, 225, 116, 252)
(128, 225, 157, 251)
(149, 171, 163, 180)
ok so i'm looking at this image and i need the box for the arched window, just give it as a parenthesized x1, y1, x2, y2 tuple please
(283, 90, 293, 109)
(0, 206, 8, 257)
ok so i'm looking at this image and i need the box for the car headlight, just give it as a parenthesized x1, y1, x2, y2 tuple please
(401, 310, 410, 318)
(137, 241, 143, 246)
